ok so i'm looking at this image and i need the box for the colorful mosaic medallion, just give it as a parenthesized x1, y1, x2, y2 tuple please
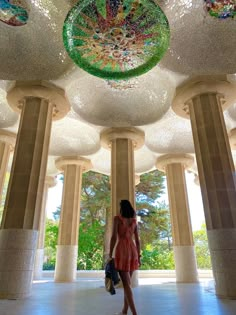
(204, 0, 236, 18)
(0, 0, 29, 26)
(63, 0, 170, 79)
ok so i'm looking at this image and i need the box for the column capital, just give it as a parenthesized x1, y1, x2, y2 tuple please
(55, 156, 92, 172)
(229, 128, 236, 149)
(100, 127, 145, 150)
(172, 80, 236, 119)
(0, 130, 16, 148)
(6, 81, 70, 120)
(45, 176, 57, 188)
(156, 154, 194, 173)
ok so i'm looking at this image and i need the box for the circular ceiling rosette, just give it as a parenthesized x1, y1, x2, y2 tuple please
(0, 0, 29, 26)
(63, 0, 170, 79)
(204, 0, 236, 19)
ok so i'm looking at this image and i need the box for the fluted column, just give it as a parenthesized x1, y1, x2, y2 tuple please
(156, 154, 198, 283)
(0, 81, 69, 299)
(34, 176, 57, 280)
(101, 127, 144, 287)
(54, 157, 92, 282)
(173, 79, 236, 298)
(101, 128, 144, 216)
(0, 130, 16, 221)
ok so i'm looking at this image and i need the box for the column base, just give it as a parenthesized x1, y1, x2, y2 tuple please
(33, 248, 44, 280)
(208, 229, 236, 299)
(0, 229, 38, 299)
(174, 245, 199, 283)
(54, 245, 78, 282)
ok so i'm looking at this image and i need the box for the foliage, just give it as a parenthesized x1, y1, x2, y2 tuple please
(140, 244, 175, 270)
(43, 219, 59, 269)
(44, 170, 175, 270)
(136, 170, 165, 204)
(193, 224, 212, 269)
(80, 171, 111, 224)
(77, 221, 104, 270)
(137, 201, 172, 251)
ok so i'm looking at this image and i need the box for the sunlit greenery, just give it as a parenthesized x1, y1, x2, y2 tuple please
(193, 224, 212, 269)
(43, 170, 211, 270)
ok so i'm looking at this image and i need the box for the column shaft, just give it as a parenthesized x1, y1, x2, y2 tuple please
(111, 138, 135, 216)
(34, 176, 56, 280)
(54, 163, 83, 282)
(166, 163, 198, 282)
(111, 138, 137, 287)
(0, 97, 53, 299)
(166, 163, 194, 245)
(189, 93, 236, 297)
(2, 97, 52, 229)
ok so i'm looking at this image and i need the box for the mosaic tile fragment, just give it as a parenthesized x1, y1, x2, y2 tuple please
(0, 0, 29, 26)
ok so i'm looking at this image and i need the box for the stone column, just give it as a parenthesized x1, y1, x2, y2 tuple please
(54, 157, 92, 282)
(101, 128, 144, 287)
(0, 81, 69, 299)
(173, 79, 236, 298)
(0, 130, 16, 219)
(156, 154, 198, 283)
(34, 176, 57, 280)
(101, 128, 144, 216)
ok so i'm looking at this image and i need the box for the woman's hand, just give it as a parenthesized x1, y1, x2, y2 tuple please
(138, 255, 142, 267)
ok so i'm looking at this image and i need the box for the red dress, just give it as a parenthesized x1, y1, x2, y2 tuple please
(114, 215, 139, 272)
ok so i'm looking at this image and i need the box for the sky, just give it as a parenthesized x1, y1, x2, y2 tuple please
(46, 171, 206, 231)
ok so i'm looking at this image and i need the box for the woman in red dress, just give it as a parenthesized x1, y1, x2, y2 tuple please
(109, 200, 141, 315)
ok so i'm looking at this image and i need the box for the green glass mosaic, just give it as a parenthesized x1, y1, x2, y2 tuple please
(63, 0, 170, 79)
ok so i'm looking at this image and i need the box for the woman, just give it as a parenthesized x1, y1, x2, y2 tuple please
(109, 200, 141, 315)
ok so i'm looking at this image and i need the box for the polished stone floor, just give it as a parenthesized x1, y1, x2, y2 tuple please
(0, 277, 236, 315)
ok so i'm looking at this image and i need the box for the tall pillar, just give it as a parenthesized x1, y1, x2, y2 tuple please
(0, 130, 16, 219)
(101, 128, 144, 216)
(156, 154, 198, 283)
(54, 156, 92, 282)
(173, 79, 236, 298)
(0, 81, 69, 299)
(34, 176, 57, 280)
(101, 128, 144, 287)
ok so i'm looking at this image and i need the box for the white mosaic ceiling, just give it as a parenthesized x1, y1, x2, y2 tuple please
(1, 1, 236, 176)
(0, 0, 74, 80)
(159, 0, 236, 75)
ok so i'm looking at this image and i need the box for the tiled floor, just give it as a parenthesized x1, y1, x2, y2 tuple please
(0, 278, 236, 315)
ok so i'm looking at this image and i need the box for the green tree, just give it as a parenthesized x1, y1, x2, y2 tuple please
(77, 221, 104, 270)
(137, 201, 172, 251)
(140, 243, 175, 270)
(43, 219, 59, 269)
(136, 169, 165, 204)
(44, 170, 172, 270)
(80, 171, 111, 224)
(193, 224, 212, 269)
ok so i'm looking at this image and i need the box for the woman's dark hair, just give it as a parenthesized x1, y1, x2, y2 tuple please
(120, 200, 136, 218)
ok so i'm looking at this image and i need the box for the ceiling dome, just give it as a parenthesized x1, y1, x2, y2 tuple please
(66, 67, 176, 127)
(0, 1, 73, 80)
(159, 0, 236, 75)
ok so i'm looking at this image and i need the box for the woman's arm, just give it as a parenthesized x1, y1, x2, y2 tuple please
(134, 224, 141, 265)
(109, 216, 119, 258)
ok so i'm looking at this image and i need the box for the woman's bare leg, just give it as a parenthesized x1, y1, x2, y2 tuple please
(119, 271, 137, 315)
